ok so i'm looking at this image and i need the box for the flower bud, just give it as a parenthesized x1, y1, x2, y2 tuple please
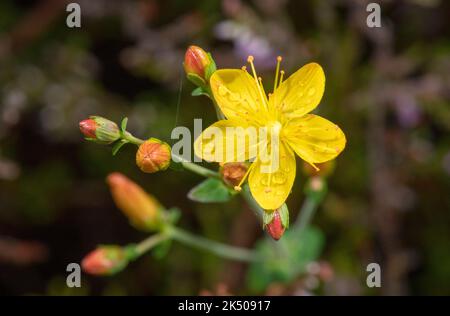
(81, 245, 128, 276)
(136, 138, 171, 173)
(79, 116, 121, 144)
(265, 210, 285, 241)
(106, 172, 163, 230)
(220, 162, 248, 187)
(184, 45, 216, 84)
(264, 204, 289, 240)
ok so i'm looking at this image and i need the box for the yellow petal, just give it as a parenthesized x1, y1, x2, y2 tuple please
(270, 63, 325, 120)
(284, 114, 346, 164)
(194, 119, 260, 163)
(249, 142, 296, 210)
(210, 69, 269, 126)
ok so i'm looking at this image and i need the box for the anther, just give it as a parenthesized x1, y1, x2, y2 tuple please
(247, 55, 254, 63)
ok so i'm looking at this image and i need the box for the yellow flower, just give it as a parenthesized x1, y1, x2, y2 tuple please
(194, 56, 346, 210)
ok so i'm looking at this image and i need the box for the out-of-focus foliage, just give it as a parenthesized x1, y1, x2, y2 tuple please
(0, 0, 449, 295)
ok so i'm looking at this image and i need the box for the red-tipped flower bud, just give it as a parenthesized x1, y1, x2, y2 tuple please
(184, 45, 216, 85)
(264, 204, 289, 241)
(81, 245, 128, 276)
(265, 211, 285, 240)
(220, 162, 248, 187)
(107, 172, 163, 230)
(136, 138, 171, 173)
(79, 116, 121, 144)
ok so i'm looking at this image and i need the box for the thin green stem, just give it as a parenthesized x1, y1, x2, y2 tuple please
(172, 153, 220, 179)
(122, 132, 144, 145)
(135, 233, 169, 255)
(294, 193, 320, 233)
(168, 226, 261, 262)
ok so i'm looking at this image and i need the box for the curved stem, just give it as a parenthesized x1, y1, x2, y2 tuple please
(168, 226, 261, 262)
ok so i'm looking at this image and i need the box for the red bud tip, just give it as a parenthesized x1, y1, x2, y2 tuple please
(79, 118, 97, 138)
(184, 45, 210, 79)
(265, 210, 285, 241)
(81, 246, 127, 276)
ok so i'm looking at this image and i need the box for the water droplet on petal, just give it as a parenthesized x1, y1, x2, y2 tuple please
(273, 172, 286, 184)
(260, 174, 270, 186)
(308, 88, 316, 96)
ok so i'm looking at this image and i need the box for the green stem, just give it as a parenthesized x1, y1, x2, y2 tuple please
(294, 193, 321, 233)
(122, 132, 144, 145)
(134, 233, 169, 256)
(172, 153, 220, 179)
(168, 226, 261, 262)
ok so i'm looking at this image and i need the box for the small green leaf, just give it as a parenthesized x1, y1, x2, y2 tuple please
(191, 86, 210, 97)
(187, 73, 206, 87)
(120, 117, 128, 133)
(112, 139, 129, 156)
(187, 178, 232, 203)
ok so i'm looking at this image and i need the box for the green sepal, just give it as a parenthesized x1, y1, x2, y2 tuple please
(278, 203, 289, 229)
(120, 117, 128, 133)
(262, 210, 275, 227)
(187, 73, 206, 87)
(187, 178, 233, 203)
(112, 139, 129, 156)
(191, 86, 210, 97)
(204, 52, 217, 80)
(123, 244, 139, 261)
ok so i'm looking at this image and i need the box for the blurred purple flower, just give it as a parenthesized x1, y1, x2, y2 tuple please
(393, 92, 422, 128)
(214, 21, 276, 69)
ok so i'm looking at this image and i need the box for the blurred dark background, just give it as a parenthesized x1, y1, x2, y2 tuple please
(0, 0, 449, 295)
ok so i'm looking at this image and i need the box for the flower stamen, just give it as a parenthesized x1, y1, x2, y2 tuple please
(279, 70, 285, 86)
(233, 162, 256, 192)
(274, 56, 282, 92)
(247, 56, 269, 109)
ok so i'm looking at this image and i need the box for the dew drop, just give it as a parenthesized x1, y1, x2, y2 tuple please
(273, 172, 286, 184)
(308, 88, 316, 96)
(260, 175, 270, 186)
